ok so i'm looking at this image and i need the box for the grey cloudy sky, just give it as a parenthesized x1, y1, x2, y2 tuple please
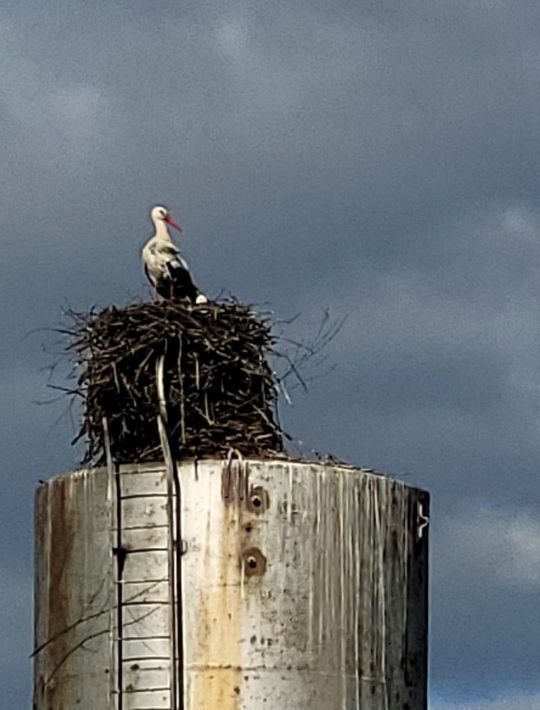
(2, 1, 540, 707)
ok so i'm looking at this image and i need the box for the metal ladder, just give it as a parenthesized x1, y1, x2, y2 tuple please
(112, 463, 182, 710)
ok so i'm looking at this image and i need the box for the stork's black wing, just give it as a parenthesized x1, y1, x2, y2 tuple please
(160, 257, 200, 302)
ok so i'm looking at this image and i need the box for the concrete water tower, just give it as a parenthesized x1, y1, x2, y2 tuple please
(33, 301, 429, 710)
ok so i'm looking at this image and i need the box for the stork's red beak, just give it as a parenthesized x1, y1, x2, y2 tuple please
(164, 214, 182, 232)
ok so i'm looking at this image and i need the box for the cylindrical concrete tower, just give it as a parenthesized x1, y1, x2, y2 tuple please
(34, 458, 428, 710)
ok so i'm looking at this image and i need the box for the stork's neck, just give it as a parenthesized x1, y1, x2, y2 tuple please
(153, 219, 172, 240)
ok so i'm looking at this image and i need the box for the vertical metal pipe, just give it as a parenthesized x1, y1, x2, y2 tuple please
(34, 459, 428, 710)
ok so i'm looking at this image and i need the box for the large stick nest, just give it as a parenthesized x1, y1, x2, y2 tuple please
(66, 300, 286, 465)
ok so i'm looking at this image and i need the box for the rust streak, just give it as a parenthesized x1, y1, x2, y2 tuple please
(43, 478, 76, 704)
(192, 465, 245, 709)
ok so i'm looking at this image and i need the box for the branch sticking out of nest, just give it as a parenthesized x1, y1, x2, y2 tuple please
(65, 299, 285, 465)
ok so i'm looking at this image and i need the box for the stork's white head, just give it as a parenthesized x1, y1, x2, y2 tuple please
(150, 205, 182, 232)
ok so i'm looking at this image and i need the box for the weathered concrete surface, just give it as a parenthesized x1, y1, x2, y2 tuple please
(182, 460, 428, 710)
(34, 468, 114, 710)
(34, 460, 428, 710)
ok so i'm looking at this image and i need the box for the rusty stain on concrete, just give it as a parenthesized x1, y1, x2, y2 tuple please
(34, 470, 113, 710)
(190, 474, 243, 710)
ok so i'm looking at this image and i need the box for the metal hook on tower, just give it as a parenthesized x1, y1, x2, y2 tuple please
(417, 501, 430, 540)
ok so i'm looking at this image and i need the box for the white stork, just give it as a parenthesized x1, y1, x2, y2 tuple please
(142, 205, 207, 304)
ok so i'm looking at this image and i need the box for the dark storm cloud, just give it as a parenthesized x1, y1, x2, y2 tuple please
(2, 1, 540, 705)
(431, 504, 540, 693)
